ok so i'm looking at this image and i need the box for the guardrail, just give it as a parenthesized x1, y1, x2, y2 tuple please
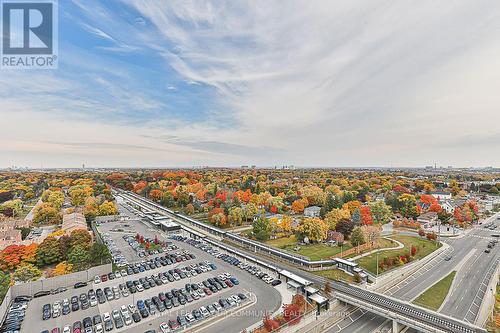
(332, 281, 488, 333)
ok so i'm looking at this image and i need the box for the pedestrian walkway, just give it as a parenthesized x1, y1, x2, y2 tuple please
(350, 237, 404, 261)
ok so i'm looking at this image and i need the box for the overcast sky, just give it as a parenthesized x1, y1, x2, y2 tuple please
(1, 0, 500, 168)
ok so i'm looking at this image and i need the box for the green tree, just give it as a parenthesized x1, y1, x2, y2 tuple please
(352, 208, 361, 226)
(69, 230, 92, 249)
(350, 227, 366, 246)
(160, 192, 175, 207)
(12, 263, 42, 283)
(68, 245, 90, 271)
(369, 201, 392, 224)
(36, 237, 62, 267)
(0, 272, 10, 304)
(253, 216, 271, 241)
(229, 207, 244, 227)
(243, 203, 258, 221)
(89, 243, 111, 265)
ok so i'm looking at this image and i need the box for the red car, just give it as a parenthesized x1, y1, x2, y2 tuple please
(225, 280, 234, 287)
(51, 328, 60, 333)
(169, 319, 179, 329)
(101, 274, 108, 282)
(203, 288, 212, 296)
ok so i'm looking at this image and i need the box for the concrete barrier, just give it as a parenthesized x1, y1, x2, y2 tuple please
(10, 263, 112, 298)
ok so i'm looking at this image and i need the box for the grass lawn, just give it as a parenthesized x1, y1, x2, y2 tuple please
(356, 234, 441, 275)
(413, 271, 456, 311)
(266, 235, 352, 261)
(313, 269, 354, 283)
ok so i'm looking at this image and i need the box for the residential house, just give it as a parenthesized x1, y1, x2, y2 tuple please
(430, 191, 452, 201)
(0, 229, 22, 250)
(304, 206, 321, 218)
(417, 212, 439, 229)
(61, 212, 88, 236)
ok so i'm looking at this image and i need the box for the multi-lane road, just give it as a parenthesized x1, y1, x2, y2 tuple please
(329, 212, 500, 333)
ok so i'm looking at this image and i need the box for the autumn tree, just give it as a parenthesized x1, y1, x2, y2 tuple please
(301, 185, 326, 206)
(70, 229, 92, 249)
(69, 185, 93, 206)
(0, 245, 25, 271)
(360, 206, 373, 225)
(242, 203, 258, 221)
(324, 208, 350, 230)
(296, 218, 328, 242)
(149, 189, 163, 202)
(83, 196, 99, 220)
(291, 199, 307, 214)
(335, 219, 354, 239)
(369, 201, 392, 224)
(228, 207, 243, 227)
(185, 203, 195, 215)
(12, 263, 42, 283)
(51, 261, 73, 276)
(98, 200, 117, 216)
(33, 203, 61, 224)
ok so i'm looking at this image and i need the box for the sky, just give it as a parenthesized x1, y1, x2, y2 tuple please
(1, 0, 500, 168)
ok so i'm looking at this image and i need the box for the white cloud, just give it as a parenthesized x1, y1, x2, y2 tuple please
(122, 0, 500, 166)
(2, 1, 500, 167)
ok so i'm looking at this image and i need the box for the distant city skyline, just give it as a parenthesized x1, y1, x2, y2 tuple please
(1, 1, 500, 168)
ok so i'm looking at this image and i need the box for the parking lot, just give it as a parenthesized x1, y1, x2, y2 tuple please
(19, 207, 282, 333)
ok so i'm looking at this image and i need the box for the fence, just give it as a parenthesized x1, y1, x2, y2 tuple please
(331, 242, 377, 259)
(9, 263, 112, 298)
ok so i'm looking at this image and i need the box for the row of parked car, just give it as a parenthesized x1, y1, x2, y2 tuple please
(0, 295, 31, 333)
(101, 233, 128, 267)
(42, 271, 242, 333)
(171, 235, 283, 287)
(158, 293, 249, 333)
(42, 258, 211, 322)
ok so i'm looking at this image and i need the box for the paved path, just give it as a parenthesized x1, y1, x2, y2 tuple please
(349, 237, 404, 261)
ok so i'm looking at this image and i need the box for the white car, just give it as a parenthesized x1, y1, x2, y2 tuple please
(120, 305, 129, 317)
(94, 275, 101, 284)
(94, 323, 103, 333)
(199, 306, 210, 318)
(128, 304, 136, 313)
(136, 284, 144, 292)
(102, 312, 111, 322)
(185, 313, 195, 323)
(159, 322, 171, 333)
(123, 314, 132, 326)
(114, 271, 121, 278)
(89, 296, 98, 307)
(63, 326, 71, 333)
